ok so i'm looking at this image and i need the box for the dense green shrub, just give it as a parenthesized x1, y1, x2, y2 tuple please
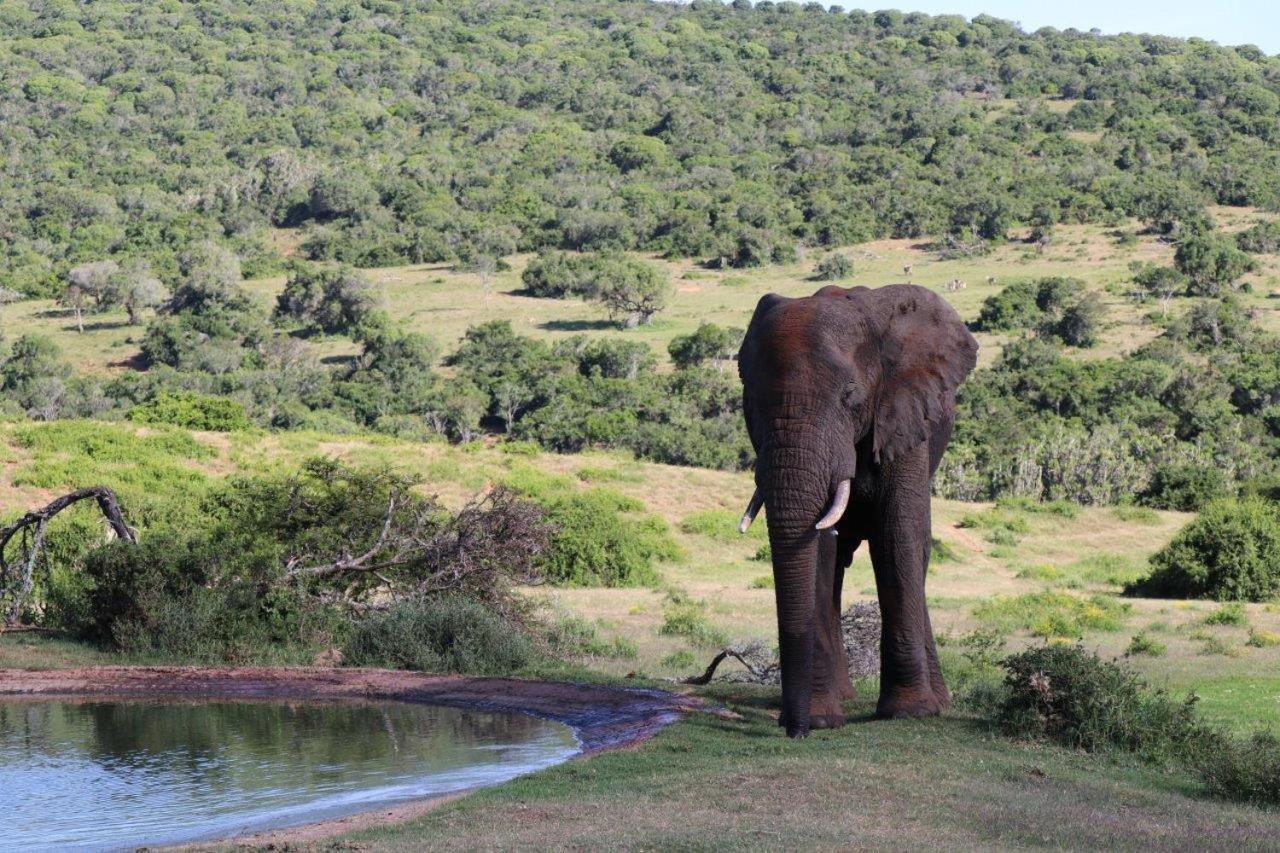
(535, 489, 681, 587)
(1197, 731, 1280, 806)
(274, 262, 376, 334)
(1128, 498, 1280, 601)
(1139, 461, 1230, 511)
(813, 253, 853, 281)
(667, 323, 739, 369)
(128, 391, 253, 432)
(996, 644, 1205, 758)
(70, 534, 324, 662)
(974, 277, 1103, 346)
(1236, 220, 1280, 254)
(520, 251, 589, 298)
(974, 279, 1043, 331)
(1175, 233, 1257, 295)
(343, 597, 533, 675)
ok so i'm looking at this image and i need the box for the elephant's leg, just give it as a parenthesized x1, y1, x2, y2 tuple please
(869, 449, 946, 719)
(806, 530, 846, 729)
(831, 534, 859, 701)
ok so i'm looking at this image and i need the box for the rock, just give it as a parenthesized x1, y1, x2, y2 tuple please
(841, 601, 881, 679)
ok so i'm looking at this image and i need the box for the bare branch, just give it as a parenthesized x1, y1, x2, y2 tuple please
(286, 492, 399, 578)
(1, 487, 135, 627)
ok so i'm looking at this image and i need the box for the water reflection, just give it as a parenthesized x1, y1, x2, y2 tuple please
(0, 699, 579, 851)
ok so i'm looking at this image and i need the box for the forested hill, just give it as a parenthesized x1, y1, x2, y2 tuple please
(3, 0, 1280, 292)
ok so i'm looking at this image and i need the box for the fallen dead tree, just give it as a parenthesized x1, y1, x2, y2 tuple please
(0, 487, 136, 628)
(684, 601, 881, 685)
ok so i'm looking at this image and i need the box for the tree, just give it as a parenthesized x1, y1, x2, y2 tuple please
(167, 241, 245, 314)
(275, 262, 376, 334)
(586, 255, 671, 327)
(62, 261, 119, 332)
(113, 263, 168, 325)
(1130, 262, 1186, 314)
(1174, 233, 1257, 296)
(669, 323, 739, 369)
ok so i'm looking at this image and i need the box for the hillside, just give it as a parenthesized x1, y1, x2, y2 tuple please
(4, 0, 1280, 291)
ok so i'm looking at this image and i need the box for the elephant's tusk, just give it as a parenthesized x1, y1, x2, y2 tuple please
(814, 479, 851, 530)
(738, 489, 764, 534)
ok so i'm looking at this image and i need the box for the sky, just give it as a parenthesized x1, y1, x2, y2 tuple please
(848, 1, 1280, 55)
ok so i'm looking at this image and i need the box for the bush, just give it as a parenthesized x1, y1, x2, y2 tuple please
(1125, 633, 1167, 657)
(1202, 602, 1248, 626)
(343, 597, 533, 675)
(274, 262, 375, 334)
(521, 250, 588, 298)
(1175, 233, 1256, 295)
(1236, 220, 1280, 254)
(659, 592, 727, 648)
(1197, 731, 1280, 806)
(996, 644, 1205, 759)
(128, 391, 253, 432)
(72, 534, 324, 662)
(973, 277, 1103, 347)
(1139, 461, 1230, 511)
(667, 323, 739, 369)
(813, 253, 853, 281)
(530, 488, 681, 587)
(1128, 498, 1280, 601)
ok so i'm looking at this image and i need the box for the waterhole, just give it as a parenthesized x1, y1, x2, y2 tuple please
(0, 698, 579, 851)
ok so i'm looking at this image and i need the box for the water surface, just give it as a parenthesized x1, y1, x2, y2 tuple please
(0, 698, 578, 851)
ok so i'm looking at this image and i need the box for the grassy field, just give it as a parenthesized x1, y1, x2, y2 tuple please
(4, 210, 1279, 375)
(5, 217, 1280, 848)
(331, 687, 1280, 851)
(3, 420, 1278, 736)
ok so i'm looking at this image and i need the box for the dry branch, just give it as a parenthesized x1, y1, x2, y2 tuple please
(0, 486, 135, 627)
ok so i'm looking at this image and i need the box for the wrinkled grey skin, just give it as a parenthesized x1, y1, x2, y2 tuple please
(738, 284, 977, 739)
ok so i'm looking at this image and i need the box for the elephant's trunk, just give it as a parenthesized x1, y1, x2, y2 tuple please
(760, 442, 830, 739)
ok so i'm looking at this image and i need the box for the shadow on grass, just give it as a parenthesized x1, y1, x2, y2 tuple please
(538, 318, 619, 332)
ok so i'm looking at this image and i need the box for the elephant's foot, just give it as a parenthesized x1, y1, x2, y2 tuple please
(778, 694, 846, 732)
(875, 688, 945, 720)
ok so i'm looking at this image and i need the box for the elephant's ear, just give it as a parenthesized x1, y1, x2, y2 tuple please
(872, 285, 978, 465)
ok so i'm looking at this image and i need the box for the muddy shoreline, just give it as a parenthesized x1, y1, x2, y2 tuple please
(0, 666, 706, 846)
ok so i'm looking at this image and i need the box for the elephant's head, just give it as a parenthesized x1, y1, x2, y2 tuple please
(737, 284, 977, 737)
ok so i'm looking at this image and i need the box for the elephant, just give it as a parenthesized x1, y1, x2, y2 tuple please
(737, 283, 978, 738)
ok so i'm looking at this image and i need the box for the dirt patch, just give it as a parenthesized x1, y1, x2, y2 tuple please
(0, 666, 711, 846)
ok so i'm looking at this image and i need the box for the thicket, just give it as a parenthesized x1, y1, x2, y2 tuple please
(994, 644, 1280, 806)
(1127, 497, 1280, 601)
(940, 313, 1280, 504)
(974, 277, 1105, 347)
(27, 459, 557, 665)
(342, 597, 534, 675)
(520, 251, 670, 327)
(6, 1, 1280, 291)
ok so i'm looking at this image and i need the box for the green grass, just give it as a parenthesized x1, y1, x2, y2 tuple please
(973, 591, 1130, 639)
(334, 686, 1280, 850)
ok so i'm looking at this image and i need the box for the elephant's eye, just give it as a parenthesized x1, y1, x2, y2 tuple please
(841, 382, 864, 408)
